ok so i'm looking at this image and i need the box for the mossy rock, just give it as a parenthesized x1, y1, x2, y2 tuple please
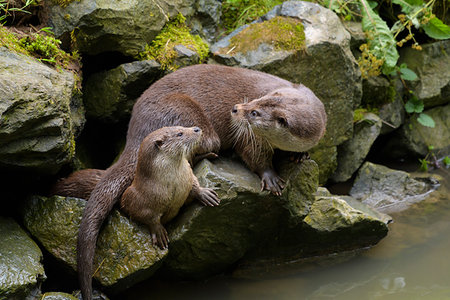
(0, 217, 46, 300)
(21, 195, 167, 292)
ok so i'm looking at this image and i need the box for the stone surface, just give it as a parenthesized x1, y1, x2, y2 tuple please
(41, 292, 78, 300)
(310, 145, 338, 184)
(398, 40, 450, 108)
(343, 21, 365, 57)
(361, 76, 393, 107)
(0, 48, 85, 174)
(160, 157, 318, 278)
(332, 113, 382, 182)
(385, 103, 450, 157)
(0, 217, 46, 300)
(190, 0, 222, 42)
(44, 0, 196, 56)
(83, 60, 162, 122)
(210, 1, 362, 184)
(21, 195, 167, 293)
(350, 162, 440, 213)
(378, 79, 406, 134)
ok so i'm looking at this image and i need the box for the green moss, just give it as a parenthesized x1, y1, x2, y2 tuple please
(137, 14, 209, 71)
(0, 26, 81, 78)
(353, 108, 379, 123)
(221, 16, 305, 55)
(222, 0, 285, 32)
(51, 0, 80, 8)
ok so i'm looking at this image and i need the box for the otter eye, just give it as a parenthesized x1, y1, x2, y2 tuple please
(177, 132, 183, 137)
(250, 110, 260, 117)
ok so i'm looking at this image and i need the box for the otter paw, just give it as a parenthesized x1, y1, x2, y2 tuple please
(260, 171, 285, 196)
(150, 224, 169, 249)
(290, 151, 310, 164)
(197, 188, 220, 206)
(192, 152, 219, 165)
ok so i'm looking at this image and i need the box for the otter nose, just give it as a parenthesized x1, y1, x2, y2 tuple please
(193, 127, 201, 133)
(232, 105, 238, 114)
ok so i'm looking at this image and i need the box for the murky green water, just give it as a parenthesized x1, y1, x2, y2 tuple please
(122, 168, 450, 300)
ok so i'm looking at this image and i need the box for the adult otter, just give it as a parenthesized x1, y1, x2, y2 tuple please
(78, 65, 326, 300)
(121, 126, 219, 249)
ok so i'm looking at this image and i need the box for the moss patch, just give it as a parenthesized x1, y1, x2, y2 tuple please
(353, 108, 379, 123)
(221, 0, 285, 32)
(137, 14, 209, 71)
(50, 0, 80, 8)
(220, 16, 305, 55)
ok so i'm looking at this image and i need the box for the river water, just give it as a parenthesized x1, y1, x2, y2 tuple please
(122, 167, 450, 300)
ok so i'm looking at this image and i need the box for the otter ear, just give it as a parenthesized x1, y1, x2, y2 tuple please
(274, 112, 288, 127)
(154, 139, 164, 149)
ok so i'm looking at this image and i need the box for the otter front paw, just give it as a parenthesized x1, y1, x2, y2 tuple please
(197, 188, 220, 206)
(150, 223, 169, 249)
(290, 151, 310, 164)
(260, 170, 285, 196)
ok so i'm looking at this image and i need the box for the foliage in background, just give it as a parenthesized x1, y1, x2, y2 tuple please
(137, 13, 209, 71)
(222, 0, 284, 32)
(220, 16, 305, 54)
(0, 0, 35, 25)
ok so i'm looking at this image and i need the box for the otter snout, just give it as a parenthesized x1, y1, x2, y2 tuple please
(231, 105, 238, 114)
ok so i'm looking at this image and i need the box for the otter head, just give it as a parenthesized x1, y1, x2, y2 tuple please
(142, 126, 203, 160)
(230, 87, 327, 152)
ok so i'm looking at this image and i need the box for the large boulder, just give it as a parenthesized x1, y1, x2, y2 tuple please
(21, 195, 167, 293)
(350, 162, 440, 213)
(332, 113, 382, 182)
(210, 1, 362, 182)
(0, 48, 84, 174)
(83, 60, 162, 122)
(384, 103, 450, 158)
(0, 217, 46, 300)
(44, 0, 197, 56)
(398, 40, 450, 108)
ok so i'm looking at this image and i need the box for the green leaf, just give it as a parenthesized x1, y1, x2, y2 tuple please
(419, 158, 429, 172)
(392, 0, 423, 14)
(405, 96, 424, 113)
(400, 67, 418, 81)
(367, 0, 378, 9)
(417, 113, 435, 128)
(443, 156, 450, 167)
(422, 17, 450, 40)
(359, 0, 399, 74)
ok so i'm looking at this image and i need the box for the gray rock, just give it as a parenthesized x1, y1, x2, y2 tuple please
(362, 76, 392, 107)
(343, 21, 366, 57)
(44, 0, 196, 56)
(385, 103, 450, 157)
(41, 292, 78, 300)
(190, 0, 222, 42)
(398, 40, 450, 108)
(309, 145, 338, 184)
(83, 60, 161, 122)
(173, 45, 200, 68)
(21, 195, 167, 293)
(0, 48, 85, 174)
(378, 79, 406, 134)
(210, 1, 362, 183)
(332, 113, 382, 182)
(350, 162, 440, 213)
(161, 158, 319, 278)
(0, 217, 46, 300)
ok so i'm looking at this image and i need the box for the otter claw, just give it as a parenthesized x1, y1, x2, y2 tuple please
(260, 170, 285, 196)
(151, 224, 169, 249)
(198, 188, 220, 206)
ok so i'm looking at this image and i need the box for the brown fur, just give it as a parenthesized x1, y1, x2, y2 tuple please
(50, 169, 105, 200)
(77, 65, 326, 300)
(121, 126, 219, 249)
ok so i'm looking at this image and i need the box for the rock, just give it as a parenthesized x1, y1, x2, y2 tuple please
(398, 40, 450, 108)
(83, 60, 162, 122)
(309, 145, 338, 184)
(378, 79, 406, 134)
(160, 158, 318, 278)
(44, 0, 196, 56)
(0, 217, 46, 300)
(210, 1, 362, 183)
(332, 113, 382, 182)
(41, 292, 78, 300)
(0, 48, 85, 174)
(343, 21, 366, 57)
(190, 0, 222, 42)
(361, 76, 393, 107)
(21, 195, 167, 293)
(350, 162, 440, 213)
(173, 45, 201, 68)
(385, 103, 450, 157)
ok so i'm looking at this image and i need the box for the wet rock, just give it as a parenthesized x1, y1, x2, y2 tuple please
(83, 60, 162, 122)
(161, 158, 318, 278)
(398, 40, 450, 108)
(0, 217, 46, 300)
(44, 0, 196, 56)
(350, 162, 440, 213)
(332, 113, 382, 182)
(385, 103, 450, 157)
(210, 1, 362, 183)
(0, 48, 84, 174)
(41, 292, 78, 300)
(21, 195, 167, 293)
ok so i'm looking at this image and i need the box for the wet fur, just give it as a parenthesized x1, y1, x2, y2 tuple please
(76, 65, 326, 300)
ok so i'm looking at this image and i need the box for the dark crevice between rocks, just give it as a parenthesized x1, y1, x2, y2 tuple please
(81, 51, 135, 83)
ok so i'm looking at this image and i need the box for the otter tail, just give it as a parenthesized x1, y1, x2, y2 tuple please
(77, 154, 135, 300)
(50, 169, 105, 200)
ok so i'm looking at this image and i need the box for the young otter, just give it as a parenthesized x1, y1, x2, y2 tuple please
(78, 65, 326, 300)
(120, 126, 219, 249)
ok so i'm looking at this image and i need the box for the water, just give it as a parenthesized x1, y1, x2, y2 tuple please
(122, 168, 450, 300)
